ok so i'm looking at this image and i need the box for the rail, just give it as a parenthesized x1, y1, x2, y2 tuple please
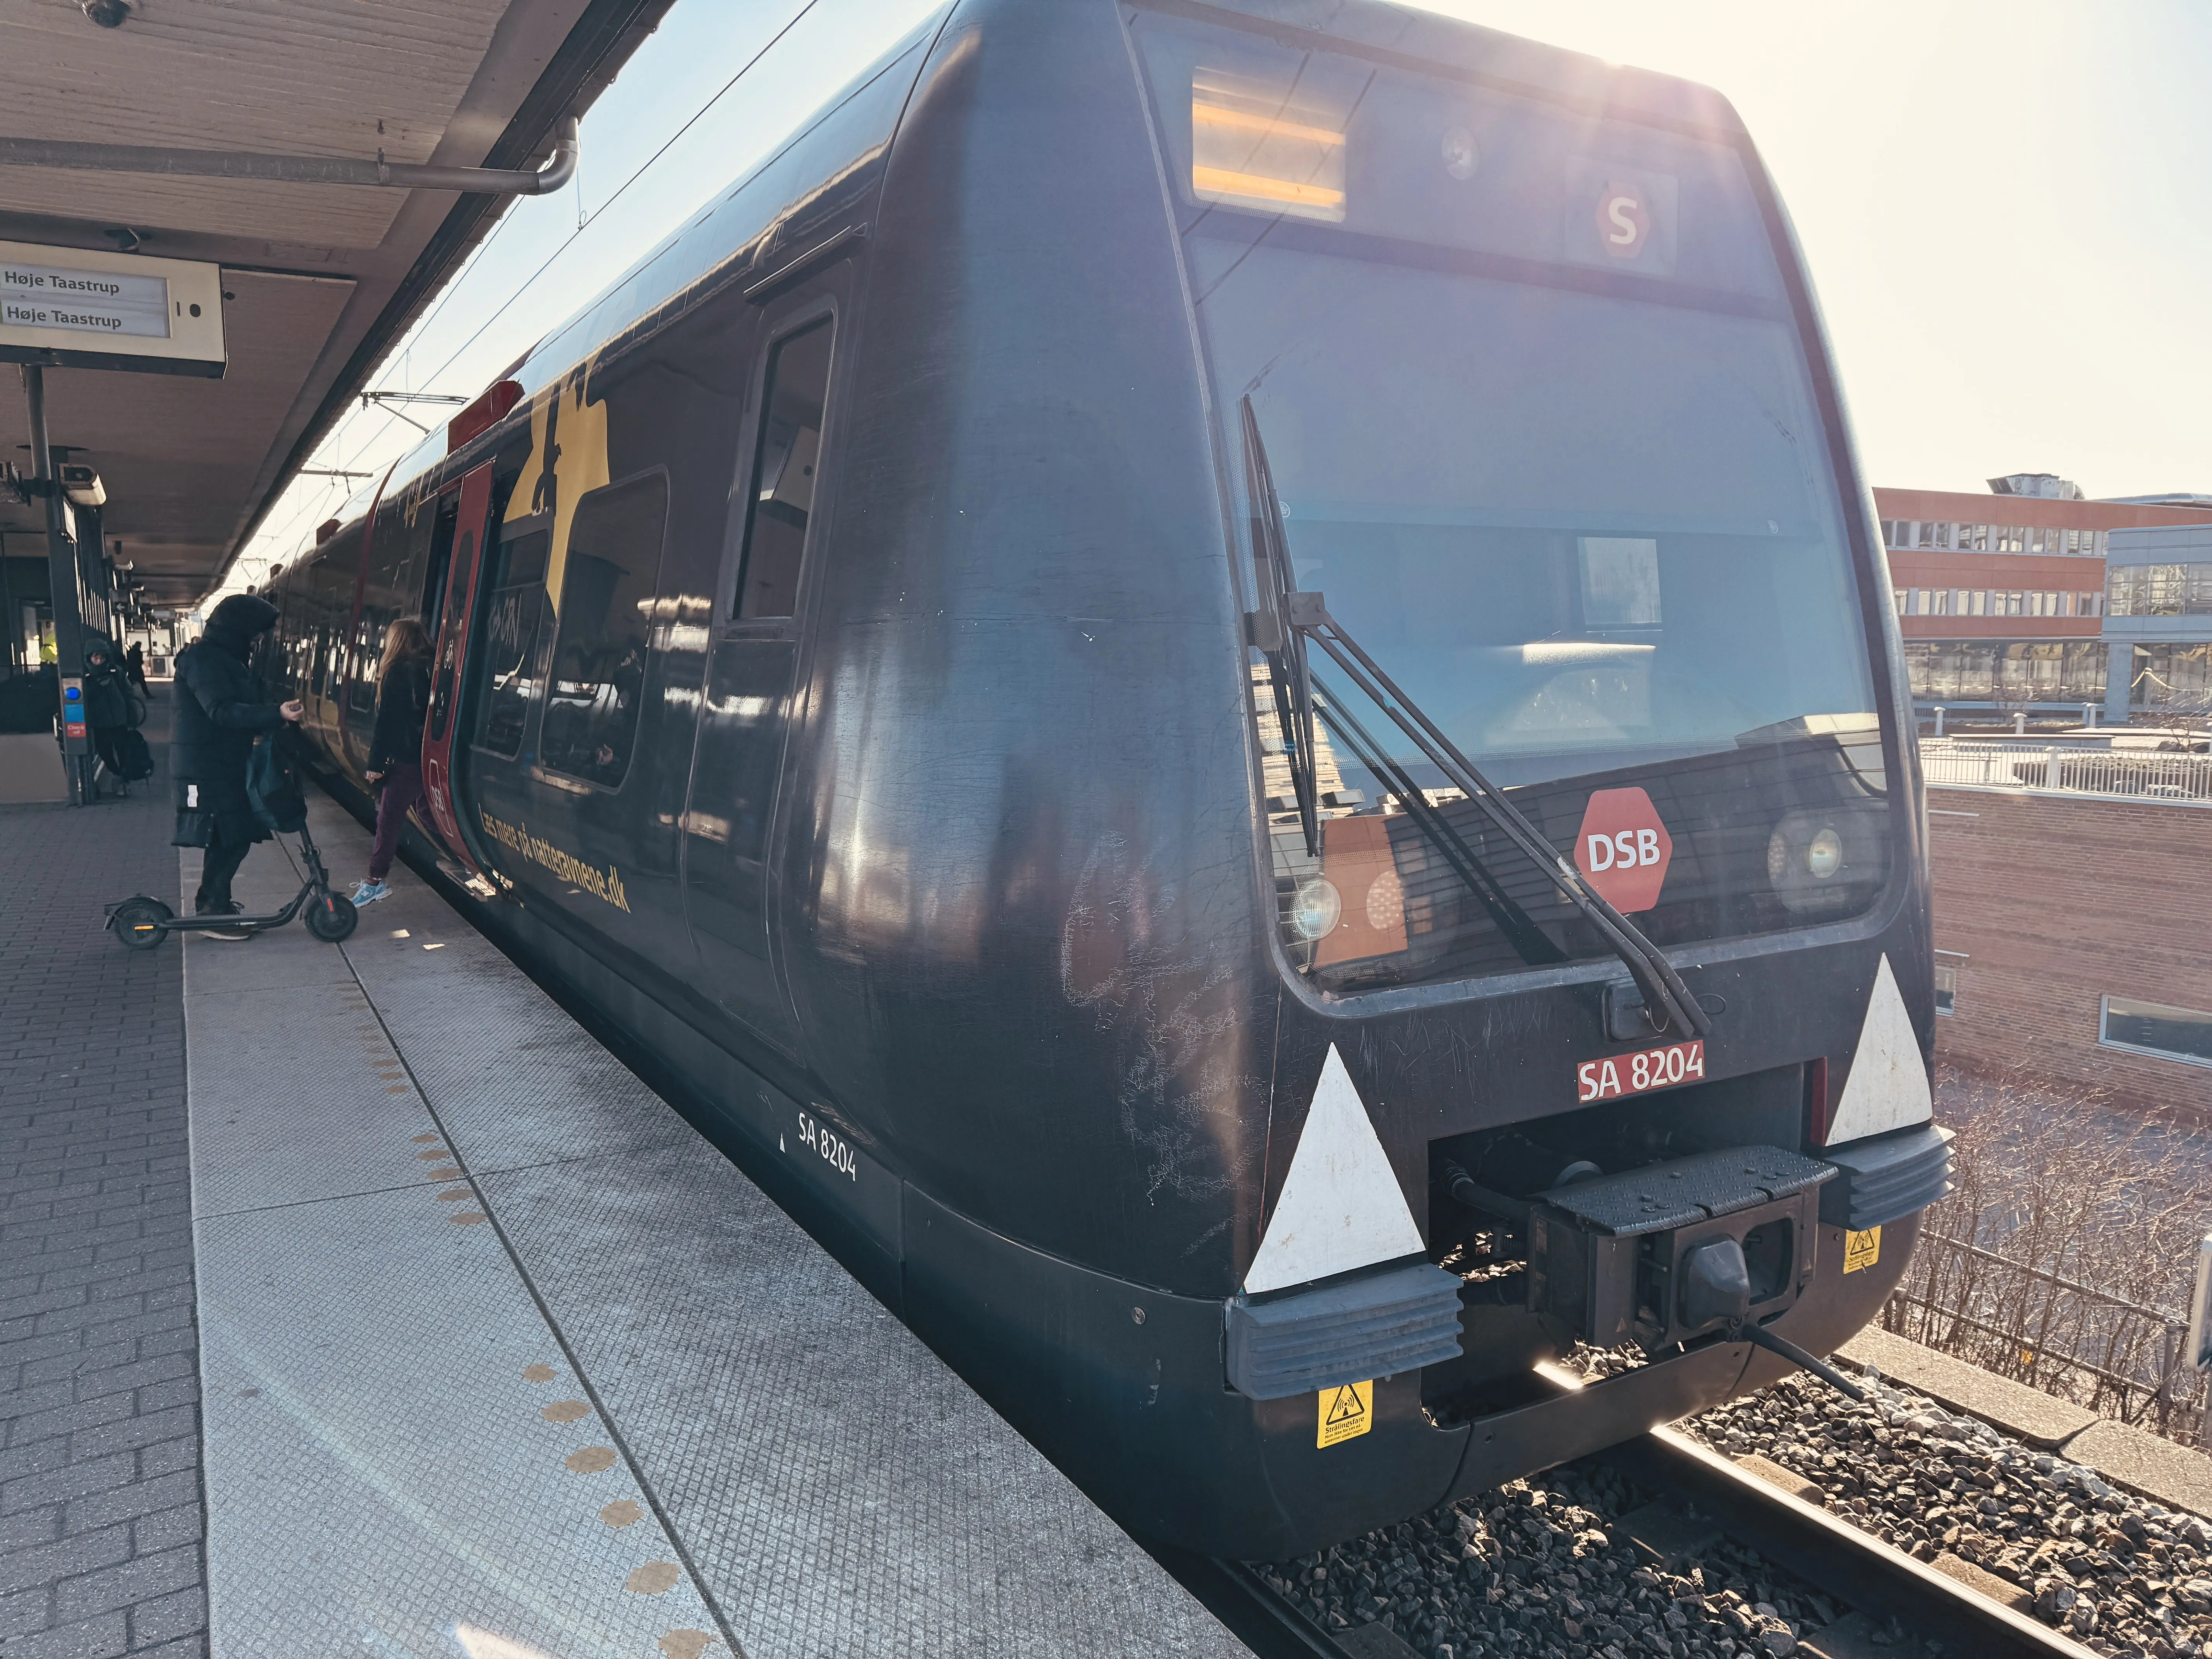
(1919, 738, 2212, 802)
(1175, 1424, 2096, 1659)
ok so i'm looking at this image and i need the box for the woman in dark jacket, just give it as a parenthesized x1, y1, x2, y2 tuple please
(352, 618, 433, 907)
(172, 595, 304, 939)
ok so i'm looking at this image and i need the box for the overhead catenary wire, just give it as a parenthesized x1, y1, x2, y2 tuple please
(236, 0, 827, 586)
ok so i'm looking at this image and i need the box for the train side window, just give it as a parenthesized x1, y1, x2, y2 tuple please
(472, 521, 553, 760)
(539, 473, 670, 789)
(733, 318, 833, 620)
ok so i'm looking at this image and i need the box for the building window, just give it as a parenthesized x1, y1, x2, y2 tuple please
(2100, 996, 2212, 1069)
(1934, 964, 1958, 1016)
(1903, 640, 2107, 702)
(1969, 589, 1987, 616)
(2081, 591, 2100, 618)
(1963, 524, 1988, 551)
(2107, 563, 2212, 618)
(1996, 526, 2026, 553)
(1910, 589, 1929, 615)
(1893, 587, 1907, 617)
(2129, 642, 2212, 713)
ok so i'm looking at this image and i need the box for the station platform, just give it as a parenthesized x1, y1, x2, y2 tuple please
(3, 713, 1248, 1658)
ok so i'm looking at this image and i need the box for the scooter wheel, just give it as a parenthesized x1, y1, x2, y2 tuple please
(305, 891, 359, 943)
(109, 896, 173, 951)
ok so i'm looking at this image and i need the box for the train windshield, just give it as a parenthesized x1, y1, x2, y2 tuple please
(1128, 6, 1892, 994)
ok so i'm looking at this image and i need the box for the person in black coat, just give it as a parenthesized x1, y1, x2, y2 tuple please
(172, 594, 303, 939)
(125, 642, 148, 690)
(82, 639, 136, 797)
(352, 617, 433, 907)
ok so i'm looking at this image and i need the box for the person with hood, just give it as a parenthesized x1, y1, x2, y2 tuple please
(352, 617, 433, 907)
(172, 594, 302, 940)
(81, 639, 137, 797)
(125, 642, 148, 691)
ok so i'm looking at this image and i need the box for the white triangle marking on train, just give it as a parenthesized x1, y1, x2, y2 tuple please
(1827, 953, 1933, 1144)
(1243, 1045, 1424, 1295)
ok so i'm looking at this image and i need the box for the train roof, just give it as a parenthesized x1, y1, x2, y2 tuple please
(310, 0, 1750, 544)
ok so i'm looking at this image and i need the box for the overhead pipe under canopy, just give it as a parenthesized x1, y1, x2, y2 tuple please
(0, 115, 579, 196)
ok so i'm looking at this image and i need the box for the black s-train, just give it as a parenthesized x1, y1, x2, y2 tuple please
(270, 0, 1949, 1558)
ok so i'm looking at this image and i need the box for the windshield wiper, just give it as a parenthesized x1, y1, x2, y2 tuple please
(1241, 397, 1321, 859)
(1310, 689, 1567, 968)
(1238, 395, 1711, 1040)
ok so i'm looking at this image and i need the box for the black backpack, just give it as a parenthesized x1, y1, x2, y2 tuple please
(110, 727, 155, 781)
(247, 726, 309, 834)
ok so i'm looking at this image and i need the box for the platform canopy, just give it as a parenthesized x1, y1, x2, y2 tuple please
(0, 0, 672, 607)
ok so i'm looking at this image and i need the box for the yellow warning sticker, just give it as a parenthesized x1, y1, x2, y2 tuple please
(1843, 1226, 1881, 1274)
(1317, 1380, 1373, 1448)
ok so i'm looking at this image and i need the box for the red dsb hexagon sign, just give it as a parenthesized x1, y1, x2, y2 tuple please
(1574, 787, 1672, 913)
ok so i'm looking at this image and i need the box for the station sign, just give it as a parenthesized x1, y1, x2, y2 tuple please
(0, 239, 225, 378)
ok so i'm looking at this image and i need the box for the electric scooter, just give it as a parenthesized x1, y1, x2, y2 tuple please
(105, 819, 358, 949)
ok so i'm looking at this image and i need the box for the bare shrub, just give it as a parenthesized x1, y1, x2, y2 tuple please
(1882, 1064, 2212, 1447)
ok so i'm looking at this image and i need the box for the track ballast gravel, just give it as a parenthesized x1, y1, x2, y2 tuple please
(1254, 1369, 2212, 1659)
(1690, 1369, 2212, 1658)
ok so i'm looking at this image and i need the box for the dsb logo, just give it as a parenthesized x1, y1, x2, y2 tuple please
(1573, 787, 1672, 913)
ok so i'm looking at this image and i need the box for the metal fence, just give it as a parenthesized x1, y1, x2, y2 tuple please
(1882, 1227, 2210, 1449)
(1920, 738, 2212, 803)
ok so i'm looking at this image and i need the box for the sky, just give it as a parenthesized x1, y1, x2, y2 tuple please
(225, 0, 2212, 598)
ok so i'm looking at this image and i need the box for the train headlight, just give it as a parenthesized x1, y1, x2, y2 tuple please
(1767, 814, 1854, 914)
(1290, 878, 1342, 940)
(1806, 827, 1843, 880)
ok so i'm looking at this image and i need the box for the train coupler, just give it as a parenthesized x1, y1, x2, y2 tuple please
(1518, 1146, 1836, 1351)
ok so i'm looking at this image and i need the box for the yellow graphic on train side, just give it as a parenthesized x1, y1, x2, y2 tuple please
(507, 361, 610, 615)
(1318, 1380, 1372, 1448)
(478, 809, 630, 912)
(1843, 1226, 1881, 1274)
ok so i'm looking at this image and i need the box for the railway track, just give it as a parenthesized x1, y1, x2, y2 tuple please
(1163, 1424, 2098, 1659)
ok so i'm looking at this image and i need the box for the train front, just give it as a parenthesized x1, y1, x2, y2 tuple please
(1115, 2, 1948, 1556)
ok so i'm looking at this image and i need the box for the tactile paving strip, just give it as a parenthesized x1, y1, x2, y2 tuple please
(195, 1187, 720, 1656)
(186, 797, 1245, 1659)
(484, 1139, 1237, 1657)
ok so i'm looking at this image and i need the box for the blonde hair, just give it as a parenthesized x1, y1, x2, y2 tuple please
(378, 617, 432, 679)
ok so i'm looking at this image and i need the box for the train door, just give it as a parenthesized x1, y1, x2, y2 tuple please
(337, 464, 408, 776)
(681, 284, 843, 1053)
(420, 463, 495, 873)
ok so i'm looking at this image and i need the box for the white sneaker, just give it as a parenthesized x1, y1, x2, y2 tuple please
(350, 880, 392, 906)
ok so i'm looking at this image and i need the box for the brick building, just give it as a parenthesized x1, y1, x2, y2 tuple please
(1877, 475, 2212, 720)
(1928, 785, 2212, 1116)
